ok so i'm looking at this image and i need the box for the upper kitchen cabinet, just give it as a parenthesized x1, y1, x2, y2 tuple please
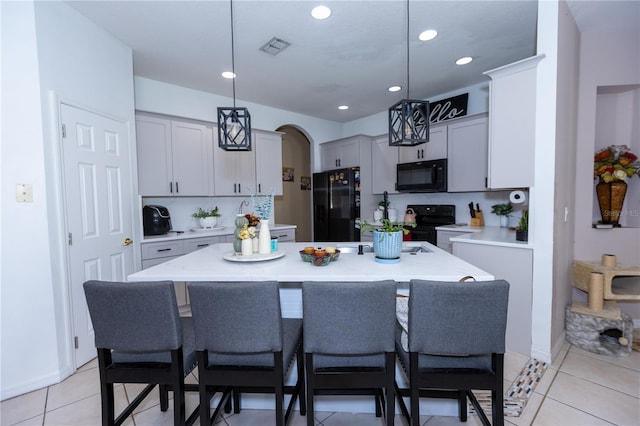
(398, 124, 447, 163)
(254, 130, 283, 196)
(213, 129, 283, 196)
(484, 55, 544, 189)
(320, 135, 362, 170)
(136, 112, 212, 196)
(371, 135, 399, 194)
(447, 114, 488, 192)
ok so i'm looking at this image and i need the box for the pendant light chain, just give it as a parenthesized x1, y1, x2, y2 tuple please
(406, 0, 410, 101)
(230, 0, 236, 108)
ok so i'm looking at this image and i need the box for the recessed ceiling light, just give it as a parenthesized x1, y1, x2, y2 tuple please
(456, 57, 473, 65)
(221, 71, 236, 79)
(311, 5, 331, 20)
(388, 86, 402, 92)
(418, 29, 438, 41)
(338, 105, 349, 110)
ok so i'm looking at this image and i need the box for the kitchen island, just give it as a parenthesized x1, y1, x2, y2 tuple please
(127, 242, 493, 416)
(128, 241, 493, 285)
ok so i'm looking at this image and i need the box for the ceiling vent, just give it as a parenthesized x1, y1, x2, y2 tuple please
(259, 37, 291, 56)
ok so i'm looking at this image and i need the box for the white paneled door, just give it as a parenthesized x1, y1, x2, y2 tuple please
(61, 104, 134, 367)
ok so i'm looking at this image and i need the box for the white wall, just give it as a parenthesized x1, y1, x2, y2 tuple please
(551, 0, 580, 357)
(1, 1, 60, 399)
(574, 30, 640, 319)
(0, 1, 135, 399)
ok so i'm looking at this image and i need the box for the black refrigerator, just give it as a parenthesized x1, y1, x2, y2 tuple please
(313, 168, 361, 242)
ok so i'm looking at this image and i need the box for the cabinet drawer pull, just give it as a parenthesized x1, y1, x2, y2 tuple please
(197, 244, 209, 248)
(277, 234, 288, 238)
(157, 248, 172, 252)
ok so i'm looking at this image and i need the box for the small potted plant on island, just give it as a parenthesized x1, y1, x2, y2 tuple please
(516, 209, 528, 242)
(192, 207, 221, 229)
(490, 202, 513, 228)
(361, 219, 414, 263)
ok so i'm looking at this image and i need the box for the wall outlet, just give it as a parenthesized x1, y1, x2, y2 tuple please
(16, 184, 33, 202)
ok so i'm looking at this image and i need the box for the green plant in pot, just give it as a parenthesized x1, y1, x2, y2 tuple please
(491, 202, 513, 228)
(361, 219, 414, 262)
(192, 207, 221, 229)
(516, 209, 528, 242)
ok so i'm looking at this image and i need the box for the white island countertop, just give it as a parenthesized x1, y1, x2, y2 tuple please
(141, 224, 297, 243)
(128, 242, 494, 283)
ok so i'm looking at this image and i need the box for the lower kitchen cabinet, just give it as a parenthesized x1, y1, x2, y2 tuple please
(453, 242, 533, 356)
(436, 230, 470, 253)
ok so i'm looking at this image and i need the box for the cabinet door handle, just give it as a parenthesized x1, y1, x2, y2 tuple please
(258, 183, 262, 193)
(170, 182, 173, 193)
(238, 183, 241, 193)
(175, 182, 179, 193)
(157, 248, 172, 252)
(234, 183, 237, 193)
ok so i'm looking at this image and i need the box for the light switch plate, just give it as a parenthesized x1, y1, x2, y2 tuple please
(16, 184, 33, 202)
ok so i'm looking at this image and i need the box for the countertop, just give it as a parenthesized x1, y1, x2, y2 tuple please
(435, 225, 532, 249)
(128, 241, 494, 283)
(142, 224, 297, 243)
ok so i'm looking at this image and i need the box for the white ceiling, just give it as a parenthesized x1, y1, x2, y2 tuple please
(65, 0, 638, 123)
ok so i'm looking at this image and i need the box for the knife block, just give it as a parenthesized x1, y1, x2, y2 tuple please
(470, 212, 484, 227)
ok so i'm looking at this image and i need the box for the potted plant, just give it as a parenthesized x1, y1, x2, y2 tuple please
(516, 209, 528, 242)
(362, 219, 414, 262)
(192, 207, 221, 229)
(491, 202, 513, 228)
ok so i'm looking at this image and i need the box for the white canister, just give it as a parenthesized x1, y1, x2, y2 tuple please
(241, 238, 252, 256)
(258, 220, 272, 254)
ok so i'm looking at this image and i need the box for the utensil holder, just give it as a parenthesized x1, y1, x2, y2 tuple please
(470, 212, 484, 227)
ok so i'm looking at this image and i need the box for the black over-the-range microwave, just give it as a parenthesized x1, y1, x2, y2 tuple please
(396, 158, 447, 192)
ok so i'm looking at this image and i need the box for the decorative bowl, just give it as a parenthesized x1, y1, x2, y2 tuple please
(328, 249, 341, 261)
(311, 254, 331, 266)
(299, 250, 313, 262)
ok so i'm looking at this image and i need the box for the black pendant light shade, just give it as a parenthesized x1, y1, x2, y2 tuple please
(388, 99, 429, 146)
(218, 107, 251, 150)
(389, 0, 429, 147)
(218, 0, 252, 151)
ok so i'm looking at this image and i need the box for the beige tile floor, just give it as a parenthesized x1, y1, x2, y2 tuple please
(1, 343, 638, 425)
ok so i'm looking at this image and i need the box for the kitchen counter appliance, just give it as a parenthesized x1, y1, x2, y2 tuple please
(143, 205, 172, 236)
(406, 204, 455, 245)
(396, 158, 447, 192)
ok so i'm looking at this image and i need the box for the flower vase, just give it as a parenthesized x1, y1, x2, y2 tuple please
(199, 216, 217, 229)
(241, 238, 252, 256)
(499, 216, 508, 228)
(596, 180, 627, 225)
(258, 220, 271, 254)
(252, 238, 259, 253)
(233, 214, 249, 253)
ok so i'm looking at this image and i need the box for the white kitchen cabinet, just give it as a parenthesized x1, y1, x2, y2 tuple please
(371, 134, 399, 194)
(320, 136, 361, 170)
(213, 130, 283, 196)
(213, 142, 256, 196)
(436, 230, 470, 254)
(447, 115, 488, 192)
(483, 54, 544, 189)
(254, 130, 283, 196)
(270, 227, 296, 242)
(453, 242, 533, 356)
(398, 123, 447, 163)
(136, 112, 211, 196)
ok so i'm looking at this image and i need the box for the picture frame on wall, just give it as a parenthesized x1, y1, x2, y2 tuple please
(282, 167, 294, 182)
(300, 176, 311, 190)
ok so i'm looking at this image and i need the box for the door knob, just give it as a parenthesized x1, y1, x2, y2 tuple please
(123, 237, 133, 246)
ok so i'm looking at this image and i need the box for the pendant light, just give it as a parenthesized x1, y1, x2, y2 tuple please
(388, 0, 429, 147)
(218, 0, 252, 151)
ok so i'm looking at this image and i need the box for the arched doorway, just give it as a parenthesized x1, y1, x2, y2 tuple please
(274, 125, 312, 242)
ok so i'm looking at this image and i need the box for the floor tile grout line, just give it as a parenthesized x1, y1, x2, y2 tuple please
(541, 394, 619, 425)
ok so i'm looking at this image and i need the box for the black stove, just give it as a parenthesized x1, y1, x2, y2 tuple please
(406, 204, 455, 245)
